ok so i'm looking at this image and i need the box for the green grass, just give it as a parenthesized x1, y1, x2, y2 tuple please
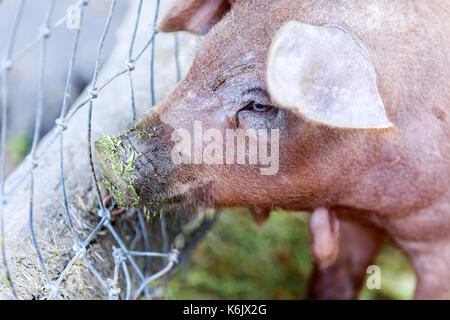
(9, 133, 31, 163)
(360, 241, 415, 300)
(166, 209, 415, 300)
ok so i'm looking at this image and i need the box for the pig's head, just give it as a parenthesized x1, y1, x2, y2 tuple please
(96, 0, 394, 215)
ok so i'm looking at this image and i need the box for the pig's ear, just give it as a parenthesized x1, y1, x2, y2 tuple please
(157, 0, 231, 35)
(266, 21, 393, 129)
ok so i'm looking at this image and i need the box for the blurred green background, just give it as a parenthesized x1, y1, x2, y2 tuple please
(166, 209, 415, 300)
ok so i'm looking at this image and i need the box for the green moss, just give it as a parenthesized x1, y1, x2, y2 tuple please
(143, 206, 150, 218)
(96, 126, 168, 210)
(123, 127, 136, 136)
(142, 201, 170, 219)
(143, 206, 159, 219)
(96, 134, 141, 208)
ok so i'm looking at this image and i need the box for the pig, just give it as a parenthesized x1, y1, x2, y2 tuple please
(96, 0, 450, 299)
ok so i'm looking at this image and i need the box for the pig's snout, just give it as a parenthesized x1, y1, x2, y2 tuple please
(95, 114, 174, 208)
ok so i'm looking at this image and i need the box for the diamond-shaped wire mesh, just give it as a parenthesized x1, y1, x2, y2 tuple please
(0, 0, 217, 300)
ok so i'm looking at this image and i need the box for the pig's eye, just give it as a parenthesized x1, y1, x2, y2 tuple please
(235, 99, 279, 129)
(245, 101, 273, 113)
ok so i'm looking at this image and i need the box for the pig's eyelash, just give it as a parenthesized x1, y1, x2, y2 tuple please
(240, 87, 270, 106)
(242, 87, 268, 96)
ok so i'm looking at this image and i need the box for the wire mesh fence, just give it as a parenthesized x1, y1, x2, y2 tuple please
(0, 0, 217, 300)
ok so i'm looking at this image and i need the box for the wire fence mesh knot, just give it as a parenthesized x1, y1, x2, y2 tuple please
(98, 207, 111, 221)
(107, 279, 121, 300)
(168, 248, 179, 264)
(2, 59, 12, 72)
(55, 118, 68, 132)
(28, 156, 39, 170)
(126, 59, 135, 72)
(113, 247, 125, 265)
(77, 0, 88, 7)
(46, 281, 59, 300)
(40, 26, 51, 39)
(88, 88, 98, 99)
(72, 242, 87, 260)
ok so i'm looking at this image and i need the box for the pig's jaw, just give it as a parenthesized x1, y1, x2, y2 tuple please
(163, 177, 217, 209)
(170, 180, 205, 199)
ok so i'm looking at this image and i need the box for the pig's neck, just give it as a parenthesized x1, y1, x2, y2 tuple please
(335, 128, 448, 217)
(334, 140, 450, 242)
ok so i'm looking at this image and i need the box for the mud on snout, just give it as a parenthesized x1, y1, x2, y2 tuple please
(95, 114, 177, 209)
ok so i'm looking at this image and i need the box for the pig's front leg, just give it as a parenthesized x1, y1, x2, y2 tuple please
(412, 240, 450, 299)
(307, 219, 383, 300)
